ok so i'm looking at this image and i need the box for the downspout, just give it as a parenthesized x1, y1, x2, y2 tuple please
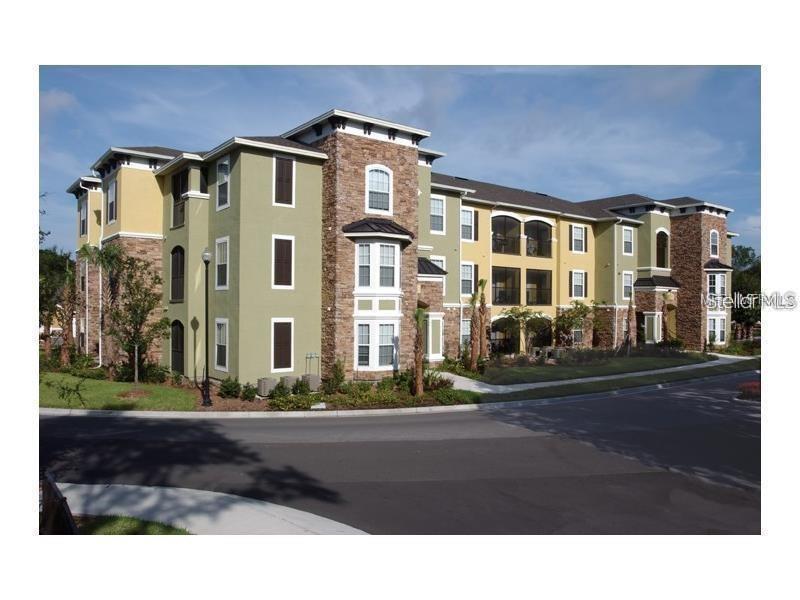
(612, 219, 620, 348)
(97, 179, 105, 366)
(78, 182, 92, 357)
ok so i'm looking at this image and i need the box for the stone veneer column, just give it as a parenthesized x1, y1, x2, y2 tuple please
(315, 131, 419, 379)
(669, 212, 728, 350)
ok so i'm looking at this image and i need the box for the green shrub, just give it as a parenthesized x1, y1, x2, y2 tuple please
(269, 394, 315, 411)
(171, 371, 184, 387)
(112, 361, 169, 383)
(439, 356, 481, 379)
(377, 377, 396, 392)
(70, 353, 96, 370)
(393, 369, 414, 392)
(292, 378, 311, 395)
(241, 382, 257, 401)
(341, 381, 374, 399)
(322, 359, 346, 395)
(69, 367, 107, 380)
(218, 377, 242, 399)
(432, 388, 481, 406)
(724, 339, 761, 356)
(269, 380, 290, 399)
(423, 369, 453, 391)
(559, 348, 613, 366)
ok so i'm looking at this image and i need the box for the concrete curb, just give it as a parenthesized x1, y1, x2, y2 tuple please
(59, 482, 367, 535)
(39, 369, 760, 420)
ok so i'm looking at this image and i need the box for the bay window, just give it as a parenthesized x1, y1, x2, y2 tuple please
(354, 320, 399, 370)
(355, 241, 400, 290)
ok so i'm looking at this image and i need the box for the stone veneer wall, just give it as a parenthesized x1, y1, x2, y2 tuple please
(670, 212, 728, 350)
(77, 259, 102, 357)
(102, 236, 164, 365)
(592, 306, 634, 348)
(315, 131, 420, 379)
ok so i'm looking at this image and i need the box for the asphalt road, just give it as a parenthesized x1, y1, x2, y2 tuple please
(39, 371, 761, 534)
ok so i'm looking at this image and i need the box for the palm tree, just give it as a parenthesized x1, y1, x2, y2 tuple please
(469, 292, 480, 371)
(478, 278, 489, 360)
(412, 308, 426, 397)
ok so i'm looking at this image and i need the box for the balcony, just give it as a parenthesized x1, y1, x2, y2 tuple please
(526, 287, 552, 306)
(493, 288, 520, 305)
(525, 238, 551, 258)
(492, 234, 520, 255)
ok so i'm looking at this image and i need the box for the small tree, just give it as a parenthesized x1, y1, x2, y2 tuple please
(625, 296, 636, 356)
(105, 254, 170, 383)
(54, 260, 79, 367)
(468, 292, 480, 371)
(501, 306, 536, 355)
(554, 301, 593, 347)
(478, 278, 489, 360)
(39, 247, 71, 358)
(525, 312, 552, 351)
(412, 308, 426, 397)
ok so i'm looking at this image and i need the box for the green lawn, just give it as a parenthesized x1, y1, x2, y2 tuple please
(39, 372, 196, 411)
(75, 515, 189, 535)
(480, 354, 715, 385)
(480, 358, 760, 403)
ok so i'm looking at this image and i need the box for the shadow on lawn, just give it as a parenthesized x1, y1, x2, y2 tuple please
(40, 416, 342, 525)
(476, 372, 761, 491)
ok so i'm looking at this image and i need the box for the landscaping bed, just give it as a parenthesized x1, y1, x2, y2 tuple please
(74, 515, 189, 535)
(719, 339, 761, 357)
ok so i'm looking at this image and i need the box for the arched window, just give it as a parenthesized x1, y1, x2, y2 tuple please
(170, 246, 185, 302)
(492, 216, 521, 255)
(170, 320, 184, 375)
(656, 231, 669, 268)
(524, 220, 552, 257)
(709, 230, 719, 257)
(366, 166, 392, 213)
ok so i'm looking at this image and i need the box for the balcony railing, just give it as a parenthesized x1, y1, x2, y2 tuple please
(493, 288, 520, 305)
(526, 287, 552, 306)
(492, 234, 520, 255)
(526, 238, 551, 258)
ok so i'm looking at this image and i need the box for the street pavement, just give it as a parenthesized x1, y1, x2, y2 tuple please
(39, 371, 760, 534)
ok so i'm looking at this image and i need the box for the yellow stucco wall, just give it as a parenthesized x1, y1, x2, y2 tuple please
(556, 219, 596, 306)
(76, 189, 103, 250)
(102, 167, 164, 240)
(460, 201, 491, 304)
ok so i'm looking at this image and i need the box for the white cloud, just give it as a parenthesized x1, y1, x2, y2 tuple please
(40, 89, 78, 117)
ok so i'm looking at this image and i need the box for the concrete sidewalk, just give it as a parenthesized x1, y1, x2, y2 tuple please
(59, 482, 366, 535)
(443, 354, 746, 394)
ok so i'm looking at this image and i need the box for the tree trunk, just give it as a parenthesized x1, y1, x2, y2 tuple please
(59, 326, 72, 367)
(43, 323, 52, 359)
(479, 303, 489, 360)
(469, 308, 480, 371)
(413, 324, 424, 397)
(134, 345, 139, 385)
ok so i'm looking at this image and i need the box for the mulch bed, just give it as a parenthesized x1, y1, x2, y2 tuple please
(189, 386, 270, 411)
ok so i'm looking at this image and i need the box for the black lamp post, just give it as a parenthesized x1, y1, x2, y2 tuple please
(201, 247, 212, 407)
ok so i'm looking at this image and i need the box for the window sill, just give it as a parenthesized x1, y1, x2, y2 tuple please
(170, 224, 185, 231)
(169, 299, 185, 304)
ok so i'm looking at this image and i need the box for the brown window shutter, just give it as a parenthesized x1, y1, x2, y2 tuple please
(474, 264, 480, 293)
(584, 226, 588, 253)
(569, 270, 574, 296)
(274, 239, 293, 286)
(275, 157, 293, 205)
(474, 212, 479, 241)
(273, 322, 292, 369)
(584, 271, 588, 297)
(569, 225, 573, 251)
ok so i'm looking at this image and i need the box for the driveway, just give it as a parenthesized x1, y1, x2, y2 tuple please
(39, 371, 760, 534)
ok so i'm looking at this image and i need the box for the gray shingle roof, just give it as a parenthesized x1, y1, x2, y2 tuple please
(418, 257, 447, 276)
(342, 218, 414, 239)
(118, 145, 185, 157)
(634, 275, 681, 288)
(704, 259, 733, 270)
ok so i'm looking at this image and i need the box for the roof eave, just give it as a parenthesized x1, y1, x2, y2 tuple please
(281, 108, 431, 140)
(202, 137, 328, 163)
(90, 146, 177, 171)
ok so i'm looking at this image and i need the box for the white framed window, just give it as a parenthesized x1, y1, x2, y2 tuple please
(709, 230, 719, 257)
(622, 317, 629, 337)
(379, 244, 396, 287)
(570, 224, 586, 253)
(216, 155, 230, 210)
(79, 197, 87, 236)
(357, 243, 371, 287)
(622, 271, 634, 300)
(215, 236, 229, 290)
(365, 165, 392, 214)
(430, 194, 445, 234)
(354, 241, 400, 291)
(570, 270, 587, 298)
(460, 262, 474, 296)
(271, 234, 295, 290)
(644, 313, 662, 344)
(708, 273, 727, 299)
(461, 208, 475, 241)
(707, 314, 726, 345)
(106, 180, 117, 224)
(461, 319, 471, 348)
(271, 317, 294, 373)
(622, 226, 634, 256)
(353, 320, 399, 371)
(572, 324, 584, 345)
(214, 318, 229, 371)
(272, 155, 295, 207)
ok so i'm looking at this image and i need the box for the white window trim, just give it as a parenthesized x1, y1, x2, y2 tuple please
(271, 234, 295, 290)
(707, 311, 727, 345)
(430, 255, 447, 297)
(425, 313, 445, 360)
(430, 193, 446, 236)
(214, 317, 229, 372)
(460, 261, 475, 297)
(461, 319, 472, 347)
(79, 197, 87, 237)
(215, 236, 230, 291)
(570, 224, 587, 254)
(106, 180, 117, 225)
(709, 229, 720, 258)
(216, 155, 231, 212)
(353, 240, 401, 293)
(365, 164, 393, 215)
(461, 207, 476, 242)
(571, 270, 587, 298)
(643, 312, 663, 344)
(272, 154, 296, 208)
(353, 319, 400, 372)
(270, 317, 294, 373)
(622, 226, 634, 256)
(622, 271, 634, 300)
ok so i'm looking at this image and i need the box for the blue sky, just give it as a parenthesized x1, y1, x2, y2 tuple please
(39, 66, 761, 252)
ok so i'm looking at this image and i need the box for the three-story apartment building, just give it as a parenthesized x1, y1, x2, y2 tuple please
(69, 108, 736, 385)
